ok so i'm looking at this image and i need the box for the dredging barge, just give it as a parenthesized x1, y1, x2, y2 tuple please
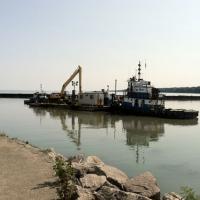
(24, 63, 199, 119)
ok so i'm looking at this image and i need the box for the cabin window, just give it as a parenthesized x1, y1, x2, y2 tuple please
(80, 95, 83, 99)
(142, 99, 145, 106)
(90, 95, 94, 99)
(135, 99, 138, 107)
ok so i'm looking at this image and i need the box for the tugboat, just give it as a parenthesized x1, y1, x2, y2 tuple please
(121, 61, 165, 115)
(115, 62, 198, 119)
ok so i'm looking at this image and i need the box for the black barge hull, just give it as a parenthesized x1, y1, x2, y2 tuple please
(162, 108, 199, 119)
(110, 105, 198, 119)
(28, 103, 110, 112)
(27, 102, 199, 119)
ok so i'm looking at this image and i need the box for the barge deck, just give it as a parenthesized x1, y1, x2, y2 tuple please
(28, 103, 110, 112)
(27, 102, 198, 119)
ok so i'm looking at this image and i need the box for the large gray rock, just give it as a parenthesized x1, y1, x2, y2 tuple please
(95, 164, 128, 189)
(86, 156, 104, 165)
(163, 192, 184, 200)
(73, 156, 128, 190)
(72, 155, 128, 190)
(76, 185, 95, 200)
(94, 186, 152, 200)
(124, 171, 160, 200)
(47, 148, 65, 161)
(102, 180, 119, 189)
(72, 156, 104, 178)
(80, 174, 106, 191)
(72, 162, 90, 178)
(71, 154, 85, 163)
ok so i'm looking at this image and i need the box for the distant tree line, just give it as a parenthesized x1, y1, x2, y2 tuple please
(159, 86, 200, 93)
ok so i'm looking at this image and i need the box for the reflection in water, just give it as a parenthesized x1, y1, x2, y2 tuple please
(124, 117, 197, 163)
(31, 107, 198, 153)
(123, 117, 165, 164)
(31, 107, 47, 125)
(123, 117, 164, 146)
(31, 108, 198, 145)
(31, 107, 47, 117)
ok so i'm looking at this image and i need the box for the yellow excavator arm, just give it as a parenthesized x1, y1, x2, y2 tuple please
(60, 65, 82, 96)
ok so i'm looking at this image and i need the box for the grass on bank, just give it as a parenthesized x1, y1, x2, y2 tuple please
(53, 157, 77, 200)
(181, 186, 200, 200)
(0, 132, 6, 137)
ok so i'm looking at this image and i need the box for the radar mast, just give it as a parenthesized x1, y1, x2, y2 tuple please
(138, 61, 141, 80)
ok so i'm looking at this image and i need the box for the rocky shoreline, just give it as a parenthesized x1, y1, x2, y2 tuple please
(0, 134, 184, 200)
(49, 151, 184, 200)
(75, 160, 182, 200)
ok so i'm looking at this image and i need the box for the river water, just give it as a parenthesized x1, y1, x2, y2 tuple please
(0, 98, 199, 194)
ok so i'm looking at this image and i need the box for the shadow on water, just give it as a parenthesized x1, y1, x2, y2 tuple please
(30, 107, 198, 151)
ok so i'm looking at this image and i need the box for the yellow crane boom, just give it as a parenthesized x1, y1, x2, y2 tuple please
(60, 65, 82, 95)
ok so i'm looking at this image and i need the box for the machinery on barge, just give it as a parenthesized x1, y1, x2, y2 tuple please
(24, 63, 199, 119)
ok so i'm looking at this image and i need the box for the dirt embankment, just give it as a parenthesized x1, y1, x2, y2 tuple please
(0, 135, 58, 200)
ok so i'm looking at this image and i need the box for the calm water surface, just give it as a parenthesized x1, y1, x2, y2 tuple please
(0, 98, 200, 194)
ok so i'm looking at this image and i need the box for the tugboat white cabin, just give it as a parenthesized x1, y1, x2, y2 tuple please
(121, 61, 165, 114)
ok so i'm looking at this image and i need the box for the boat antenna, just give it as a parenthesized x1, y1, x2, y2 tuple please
(40, 83, 43, 93)
(135, 68, 137, 79)
(138, 61, 141, 80)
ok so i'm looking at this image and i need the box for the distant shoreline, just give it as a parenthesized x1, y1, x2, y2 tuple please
(159, 87, 200, 94)
(0, 93, 33, 98)
(164, 95, 200, 100)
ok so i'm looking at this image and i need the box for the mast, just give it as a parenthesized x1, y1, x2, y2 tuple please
(138, 61, 141, 80)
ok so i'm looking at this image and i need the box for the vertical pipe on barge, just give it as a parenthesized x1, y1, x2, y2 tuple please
(115, 79, 117, 95)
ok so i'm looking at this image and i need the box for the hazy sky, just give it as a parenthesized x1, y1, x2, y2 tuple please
(0, 0, 200, 92)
